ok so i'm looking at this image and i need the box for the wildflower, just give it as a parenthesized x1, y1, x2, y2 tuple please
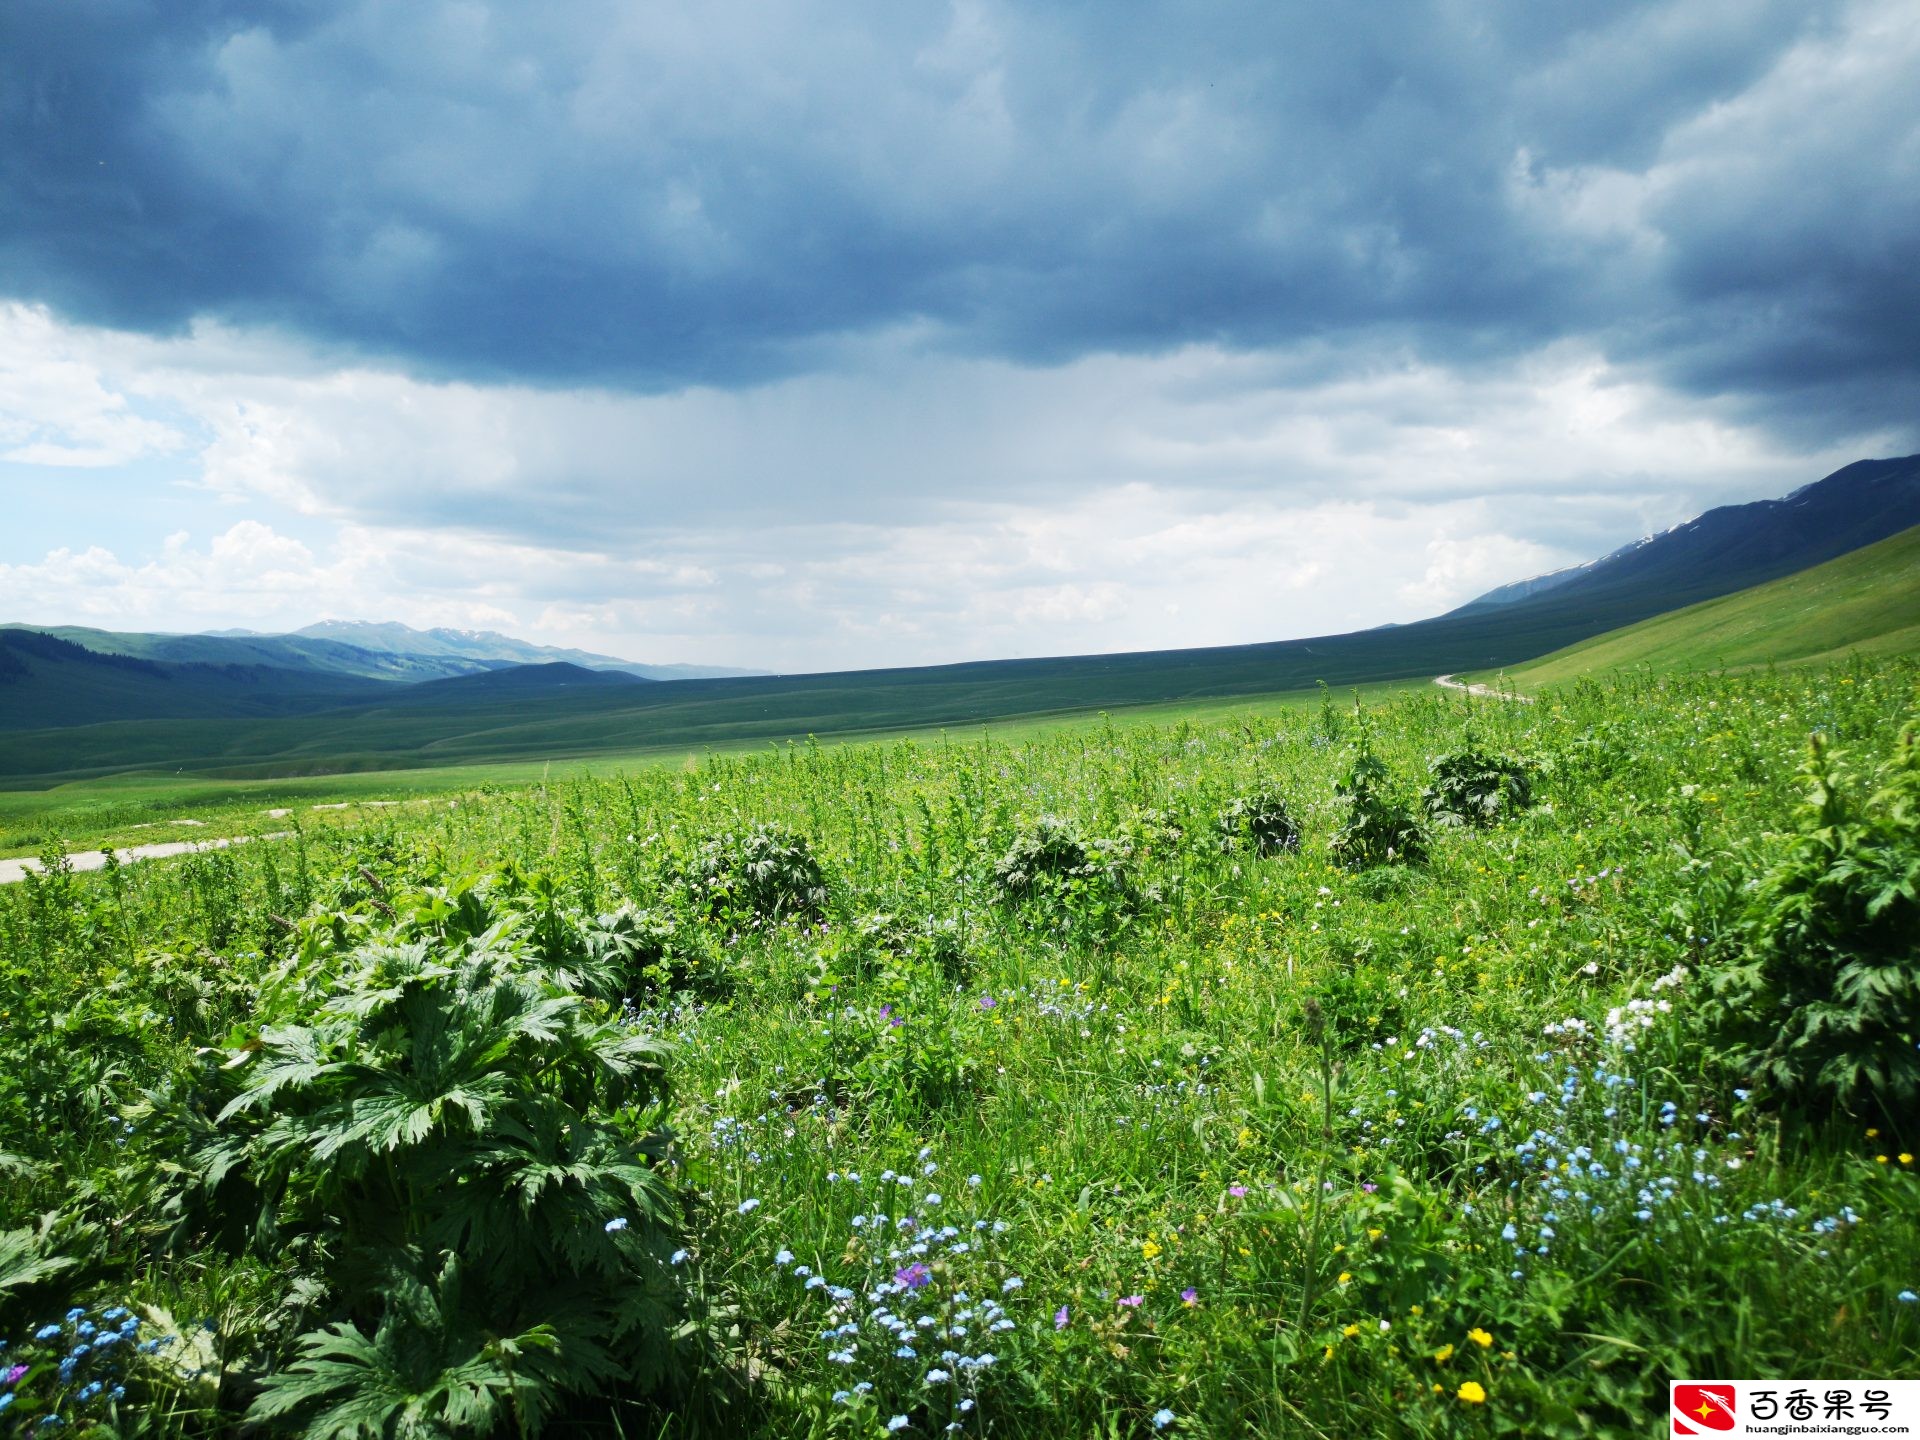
(1336, 1272, 1351, 1285)
(979, 995, 997, 1010)
(1152, 1409, 1176, 1430)
(1458, 1381, 1487, 1404)
(1899, 1291, 1918, 1303)
(926, 1368, 951, 1383)
(775, 1248, 794, 1266)
(1055, 1306, 1070, 1329)
(1467, 1328, 1493, 1348)
(1433, 1344, 1454, 1362)
(1142, 1240, 1162, 1259)
(669, 1249, 690, 1265)
(1342, 1324, 1360, 1338)
(604, 1217, 629, 1233)
(737, 1198, 761, 1214)
(1902, 1154, 1914, 1165)
(1002, 1277, 1023, 1292)
(1228, 1185, 1247, 1198)
(896, 1263, 933, 1290)
(1118, 1295, 1144, 1308)
(888, 1417, 910, 1432)
(1180, 1287, 1198, 1307)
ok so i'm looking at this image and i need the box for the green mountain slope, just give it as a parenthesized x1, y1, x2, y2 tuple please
(1498, 523, 1920, 686)
(0, 630, 397, 730)
(1452, 453, 1920, 616)
(2, 624, 498, 682)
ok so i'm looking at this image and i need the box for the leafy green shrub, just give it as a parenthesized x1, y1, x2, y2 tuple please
(1215, 786, 1301, 856)
(1420, 748, 1532, 828)
(1703, 727, 1920, 1127)
(678, 823, 829, 926)
(580, 902, 714, 998)
(990, 816, 1137, 925)
(201, 924, 683, 1434)
(1330, 740, 1427, 871)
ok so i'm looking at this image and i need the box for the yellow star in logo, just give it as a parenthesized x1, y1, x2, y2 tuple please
(1695, 1401, 1715, 1419)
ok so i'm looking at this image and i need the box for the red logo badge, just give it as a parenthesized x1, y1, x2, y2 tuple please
(1674, 1384, 1737, 1433)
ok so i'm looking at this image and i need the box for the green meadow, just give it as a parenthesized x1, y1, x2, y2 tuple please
(2, 659, 1917, 1438)
(0, 684, 1420, 856)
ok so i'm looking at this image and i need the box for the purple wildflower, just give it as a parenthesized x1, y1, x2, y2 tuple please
(1054, 1305, 1070, 1330)
(1118, 1295, 1144, 1308)
(895, 1262, 933, 1290)
(979, 995, 997, 1010)
(1180, 1287, 1198, 1306)
(1228, 1185, 1247, 1198)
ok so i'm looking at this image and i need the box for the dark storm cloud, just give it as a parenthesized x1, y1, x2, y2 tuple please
(2, 0, 1914, 436)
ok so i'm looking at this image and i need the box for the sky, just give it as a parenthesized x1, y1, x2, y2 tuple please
(1, 0, 1916, 672)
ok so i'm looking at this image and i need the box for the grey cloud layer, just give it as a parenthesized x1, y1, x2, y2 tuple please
(5, 0, 1915, 438)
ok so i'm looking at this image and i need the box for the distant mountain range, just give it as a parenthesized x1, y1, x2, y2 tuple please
(1, 454, 1915, 759)
(283, 621, 758, 682)
(0, 619, 761, 731)
(11, 620, 759, 684)
(1455, 454, 1920, 615)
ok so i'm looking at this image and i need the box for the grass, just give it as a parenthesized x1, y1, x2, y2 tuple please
(0, 681, 1420, 855)
(1481, 523, 1920, 689)
(2, 658, 1917, 1438)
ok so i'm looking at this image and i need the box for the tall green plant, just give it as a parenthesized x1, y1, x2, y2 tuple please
(1329, 714, 1427, 870)
(202, 925, 683, 1434)
(1704, 726, 1920, 1130)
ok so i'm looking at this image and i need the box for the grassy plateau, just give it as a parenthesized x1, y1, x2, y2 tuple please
(2, 657, 1917, 1438)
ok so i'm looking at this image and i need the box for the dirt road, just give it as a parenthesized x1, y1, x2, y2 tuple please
(0, 832, 288, 885)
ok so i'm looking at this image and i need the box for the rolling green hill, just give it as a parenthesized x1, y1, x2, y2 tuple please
(1494, 522, 1920, 686)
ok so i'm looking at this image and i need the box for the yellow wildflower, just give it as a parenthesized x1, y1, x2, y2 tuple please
(1336, 1272, 1352, 1285)
(1433, 1344, 1454, 1363)
(1467, 1327, 1493, 1348)
(1457, 1381, 1487, 1405)
(1342, 1324, 1360, 1338)
(1142, 1240, 1163, 1260)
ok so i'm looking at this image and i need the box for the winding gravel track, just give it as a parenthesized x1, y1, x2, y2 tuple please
(1434, 673, 1533, 703)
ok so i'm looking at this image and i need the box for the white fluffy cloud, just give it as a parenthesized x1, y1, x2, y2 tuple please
(0, 302, 1888, 670)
